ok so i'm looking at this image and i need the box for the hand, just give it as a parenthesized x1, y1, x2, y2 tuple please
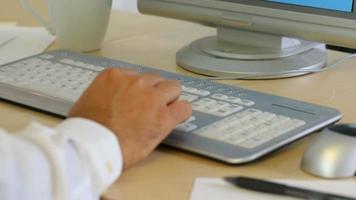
(69, 68, 192, 168)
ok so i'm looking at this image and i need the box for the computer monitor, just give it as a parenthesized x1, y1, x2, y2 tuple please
(138, 0, 356, 78)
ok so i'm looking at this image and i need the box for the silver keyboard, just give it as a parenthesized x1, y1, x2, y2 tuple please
(0, 50, 341, 164)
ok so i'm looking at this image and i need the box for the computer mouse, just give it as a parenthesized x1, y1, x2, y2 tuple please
(301, 124, 356, 178)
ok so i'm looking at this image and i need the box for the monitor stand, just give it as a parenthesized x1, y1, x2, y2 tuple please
(177, 28, 327, 79)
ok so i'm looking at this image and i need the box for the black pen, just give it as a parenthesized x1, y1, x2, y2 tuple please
(224, 176, 356, 200)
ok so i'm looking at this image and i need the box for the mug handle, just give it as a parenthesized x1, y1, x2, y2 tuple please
(20, 0, 55, 34)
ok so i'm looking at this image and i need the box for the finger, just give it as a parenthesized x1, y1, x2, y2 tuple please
(155, 80, 182, 104)
(166, 100, 192, 125)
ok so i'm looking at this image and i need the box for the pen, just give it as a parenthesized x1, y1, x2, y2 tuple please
(224, 176, 356, 200)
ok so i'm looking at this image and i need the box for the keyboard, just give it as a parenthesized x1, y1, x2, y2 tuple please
(0, 50, 341, 164)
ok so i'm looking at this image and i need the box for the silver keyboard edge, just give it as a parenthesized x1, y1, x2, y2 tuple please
(0, 83, 72, 116)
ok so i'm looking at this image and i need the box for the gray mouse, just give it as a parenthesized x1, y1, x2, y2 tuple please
(301, 124, 356, 178)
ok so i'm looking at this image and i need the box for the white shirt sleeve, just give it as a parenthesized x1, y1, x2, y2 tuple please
(0, 118, 123, 200)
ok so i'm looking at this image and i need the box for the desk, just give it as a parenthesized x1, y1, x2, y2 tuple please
(1, 1, 356, 200)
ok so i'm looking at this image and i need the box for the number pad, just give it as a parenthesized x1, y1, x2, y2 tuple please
(193, 108, 306, 149)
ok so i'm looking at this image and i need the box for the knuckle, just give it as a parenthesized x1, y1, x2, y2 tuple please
(101, 68, 122, 82)
(134, 76, 148, 88)
(144, 73, 165, 85)
(159, 80, 181, 94)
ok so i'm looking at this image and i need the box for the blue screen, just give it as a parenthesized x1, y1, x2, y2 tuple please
(267, 0, 354, 12)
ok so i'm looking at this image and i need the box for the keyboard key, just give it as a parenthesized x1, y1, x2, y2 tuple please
(60, 59, 104, 71)
(182, 85, 210, 96)
(211, 104, 243, 117)
(211, 93, 228, 100)
(40, 54, 54, 59)
(176, 123, 198, 132)
(192, 98, 216, 111)
(194, 126, 230, 140)
(211, 93, 255, 106)
(238, 99, 255, 106)
(186, 116, 196, 123)
(179, 93, 199, 102)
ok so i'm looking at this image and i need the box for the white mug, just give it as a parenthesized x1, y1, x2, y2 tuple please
(20, 0, 112, 52)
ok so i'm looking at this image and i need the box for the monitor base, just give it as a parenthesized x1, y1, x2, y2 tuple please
(177, 34, 327, 79)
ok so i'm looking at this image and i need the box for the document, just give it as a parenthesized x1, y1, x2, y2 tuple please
(190, 177, 356, 200)
(0, 26, 56, 66)
(0, 33, 15, 48)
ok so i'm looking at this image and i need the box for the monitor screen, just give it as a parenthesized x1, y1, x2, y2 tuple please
(217, 0, 356, 19)
(267, 0, 353, 12)
(138, 0, 356, 78)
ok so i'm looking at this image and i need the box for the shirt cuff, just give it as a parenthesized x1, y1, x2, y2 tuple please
(55, 118, 123, 194)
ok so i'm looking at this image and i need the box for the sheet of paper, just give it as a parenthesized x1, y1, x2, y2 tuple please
(0, 22, 18, 47)
(0, 33, 16, 48)
(0, 26, 56, 66)
(190, 178, 356, 200)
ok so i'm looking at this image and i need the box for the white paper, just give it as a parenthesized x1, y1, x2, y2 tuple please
(190, 178, 356, 200)
(0, 33, 16, 48)
(0, 26, 56, 66)
(0, 22, 17, 46)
